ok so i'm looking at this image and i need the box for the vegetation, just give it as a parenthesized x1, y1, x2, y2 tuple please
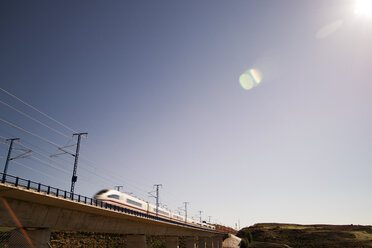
(237, 229, 253, 248)
(148, 239, 165, 248)
(238, 223, 372, 248)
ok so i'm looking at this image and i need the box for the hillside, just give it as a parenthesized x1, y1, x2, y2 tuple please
(237, 223, 372, 248)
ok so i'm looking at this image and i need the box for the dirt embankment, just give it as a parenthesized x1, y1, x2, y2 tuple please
(237, 223, 372, 248)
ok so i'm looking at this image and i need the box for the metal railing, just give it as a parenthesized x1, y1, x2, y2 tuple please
(0, 172, 221, 233)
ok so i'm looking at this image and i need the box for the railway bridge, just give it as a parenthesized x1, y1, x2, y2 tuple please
(0, 173, 225, 248)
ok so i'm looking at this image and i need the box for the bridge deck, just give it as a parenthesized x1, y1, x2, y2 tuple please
(0, 174, 223, 237)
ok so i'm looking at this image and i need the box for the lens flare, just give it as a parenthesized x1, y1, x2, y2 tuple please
(239, 69, 262, 90)
(0, 197, 35, 248)
(316, 20, 343, 39)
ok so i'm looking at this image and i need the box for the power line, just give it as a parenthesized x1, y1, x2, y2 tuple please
(0, 93, 169, 201)
(0, 90, 119, 183)
(17, 141, 133, 193)
(0, 117, 78, 162)
(0, 117, 63, 148)
(27, 155, 108, 189)
(29, 156, 71, 175)
(1, 125, 202, 216)
(0, 89, 207, 216)
(1, 130, 150, 199)
(74, 154, 154, 196)
(0, 100, 71, 139)
(18, 142, 69, 169)
(15, 134, 199, 216)
(18, 142, 120, 191)
(1, 130, 115, 190)
(0, 87, 77, 133)
(11, 159, 67, 184)
(17, 139, 74, 168)
(13, 142, 111, 189)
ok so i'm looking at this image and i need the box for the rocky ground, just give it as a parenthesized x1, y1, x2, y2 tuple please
(237, 223, 372, 248)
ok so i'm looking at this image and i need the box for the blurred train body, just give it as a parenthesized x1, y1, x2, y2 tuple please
(94, 189, 215, 230)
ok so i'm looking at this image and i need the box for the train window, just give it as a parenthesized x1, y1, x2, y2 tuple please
(127, 199, 142, 207)
(95, 189, 109, 195)
(174, 215, 183, 220)
(107, 194, 120, 199)
(154, 209, 169, 216)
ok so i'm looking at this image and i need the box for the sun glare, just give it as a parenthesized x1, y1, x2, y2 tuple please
(354, 0, 372, 17)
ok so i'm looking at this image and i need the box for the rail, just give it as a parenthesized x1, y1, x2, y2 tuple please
(0, 172, 221, 233)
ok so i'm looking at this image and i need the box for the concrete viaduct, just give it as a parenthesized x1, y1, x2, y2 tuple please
(0, 175, 225, 248)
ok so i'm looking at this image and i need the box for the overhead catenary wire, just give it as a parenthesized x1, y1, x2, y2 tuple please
(16, 142, 125, 189)
(0, 89, 197, 199)
(11, 159, 107, 190)
(2, 129, 196, 215)
(0, 99, 71, 139)
(0, 87, 77, 133)
(0, 132, 60, 170)
(0, 91, 206, 217)
(29, 156, 71, 175)
(0, 128, 109, 189)
(0, 114, 115, 191)
(1, 134, 150, 201)
(16, 136, 74, 166)
(10, 159, 120, 198)
(15, 137, 134, 194)
(28, 156, 109, 189)
(0, 117, 75, 153)
(76, 154, 155, 194)
(18, 142, 70, 169)
(0, 94, 158, 191)
(0, 130, 147, 198)
(8, 144, 110, 189)
(0, 89, 163, 200)
(0, 117, 62, 148)
(17, 141, 146, 196)
(11, 159, 66, 184)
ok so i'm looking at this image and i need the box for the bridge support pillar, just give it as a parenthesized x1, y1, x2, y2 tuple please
(165, 236, 179, 248)
(205, 237, 213, 248)
(9, 228, 51, 248)
(214, 237, 222, 248)
(184, 236, 196, 248)
(198, 236, 205, 248)
(126, 234, 146, 248)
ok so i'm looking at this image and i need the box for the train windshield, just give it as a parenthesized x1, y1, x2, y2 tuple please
(95, 189, 109, 195)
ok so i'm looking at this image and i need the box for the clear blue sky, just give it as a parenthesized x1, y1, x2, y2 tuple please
(0, 0, 371, 228)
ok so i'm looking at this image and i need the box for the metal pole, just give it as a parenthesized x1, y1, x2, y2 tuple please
(2, 138, 19, 183)
(70, 132, 87, 194)
(184, 202, 189, 223)
(154, 184, 162, 215)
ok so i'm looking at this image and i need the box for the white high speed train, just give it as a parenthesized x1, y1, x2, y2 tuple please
(94, 189, 215, 230)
